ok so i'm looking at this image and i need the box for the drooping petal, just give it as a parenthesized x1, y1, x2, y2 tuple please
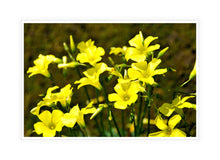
(168, 114, 182, 129)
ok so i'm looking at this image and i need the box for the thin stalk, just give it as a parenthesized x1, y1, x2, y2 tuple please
(130, 104, 136, 136)
(101, 78, 121, 137)
(137, 93, 143, 136)
(121, 110, 125, 136)
(96, 89, 105, 136)
(147, 85, 153, 137)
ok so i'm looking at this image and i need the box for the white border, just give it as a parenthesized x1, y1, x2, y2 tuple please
(22, 20, 198, 140)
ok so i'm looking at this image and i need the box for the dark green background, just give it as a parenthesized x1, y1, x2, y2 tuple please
(24, 23, 196, 137)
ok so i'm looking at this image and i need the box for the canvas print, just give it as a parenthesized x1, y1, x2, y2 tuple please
(24, 23, 196, 137)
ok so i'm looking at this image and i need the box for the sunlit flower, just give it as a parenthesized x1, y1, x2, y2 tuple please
(76, 39, 105, 66)
(125, 31, 160, 62)
(159, 96, 196, 117)
(149, 114, 186, 137)
(27, 54, 61, 78)
(34, 110, 64, 137)
(30, 84, 73, 115)
(61, 102, 96, 128)
(108, 81, 142, 110)
(74, 62, 112, 90)
(128, 58, 167, 85)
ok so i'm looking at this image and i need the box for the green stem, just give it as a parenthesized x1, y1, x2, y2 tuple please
(101, 78, 121, 137)
(130, 104, 136, 137)
(96, 89, 105, 136)
(147, 85, 153, 137)
(121, 110, 125, 136)
(137, 93, 143, 136)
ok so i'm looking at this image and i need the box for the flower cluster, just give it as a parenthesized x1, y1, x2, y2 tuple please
(27, 31, 196, 137)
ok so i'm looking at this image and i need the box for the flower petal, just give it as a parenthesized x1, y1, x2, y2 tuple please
(38, 110, 52, 127)
(168, 114, 182, 129)
(159, 103, 175, 117)
(170, 129, 186, 137)
(155, 114, 168, 130)
(148, 131, 169, 137)
(144, 36, 158, 48)
(114, 101, 127, 110)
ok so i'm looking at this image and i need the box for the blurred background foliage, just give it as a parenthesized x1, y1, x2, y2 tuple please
(24, 23, 196, 137)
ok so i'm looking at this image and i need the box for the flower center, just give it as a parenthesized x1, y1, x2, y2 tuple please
(49, 124, 55, 130)
(166, 127, 172, 135)
(123, 95, 130, 101)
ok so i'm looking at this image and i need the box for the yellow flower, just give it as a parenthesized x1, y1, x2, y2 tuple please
(108, 81, 141, 110)
(109, 46, 127, 55)
(125, 31, 160, 62)
(159, 96, 196, 117)
(74, 62, 112, 90)
(76, 39, 105, 66)
(27, 54, 61, 78)
(149, 114, 186, 137)
(61, 102, 96, 128)
(34, 110, 64, 137)
(30, 84, 73, 115)
(128, 58, 167, 85)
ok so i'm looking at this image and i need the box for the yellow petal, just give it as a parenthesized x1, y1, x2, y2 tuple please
(170, 129, 186, 137)
(38, 110, 52, 127)
(108, 93, 121, 102)
(125, 48, 146, 62)
(51, 110, 64, 126)
(155, 114, 168, 131)
(146, 44, 160, 52)
(61, 113, 77, 128)
(177, 102, 196, 109)
(144, 36, 158, 48)
(131, 61, 148, 73)
(129, 32, 144, 49)
(153, 68, 167, 76)
(114, 101, 127, 110)
(128, 68, 142, 80)
(148, 131, 169, 137)
(159, 103, 175, 117)
(77, 111, 85, 128)
(168, 114, 182, 129)
(147, 58, 161, 74)
(34, 122, 47, 135)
